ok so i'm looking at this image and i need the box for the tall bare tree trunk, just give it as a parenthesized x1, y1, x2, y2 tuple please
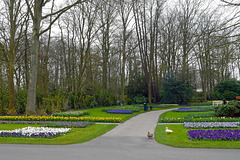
(25, 0, 87, 115)
(8, 0, 18, 115)
(26, 1, 42, 115)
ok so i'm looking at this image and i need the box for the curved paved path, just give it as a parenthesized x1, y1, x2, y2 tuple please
(0, 110, 239, 160)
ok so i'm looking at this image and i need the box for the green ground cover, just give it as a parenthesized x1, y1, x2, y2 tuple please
(0, 124, 116, 145)
(155, 124, 240, 149)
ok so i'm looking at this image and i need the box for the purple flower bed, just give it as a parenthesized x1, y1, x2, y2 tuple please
(107, 110, 133, 114)
(0, 132, 59, 138)
(172, 106, 214, 112)
(184, 122, 240, 129)
(188, 129, 240, 141)
(0, 120, 94, 128)
(172, 107, 192, 112)
(42, 121, 94, 128)
(178, 107, 191, 110)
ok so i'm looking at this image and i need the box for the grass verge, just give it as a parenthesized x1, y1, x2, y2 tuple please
(155, 124, 240, 149)
(0, 124, 117, 145)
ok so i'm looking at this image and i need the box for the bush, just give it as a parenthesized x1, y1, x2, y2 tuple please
(0, 87, 8, 115)
(214, 100, 240, 117)
(160, 74, 193, 104)
(191, 91, 205, 103)
(90, 100, 98, 108)
(127, 99, 132, 105)
(212, 79, 240, 100)
(16, 87, 27, 114)
(223, 91, 238, 101)
(126, 75, 148, 99)
(133, 96, 147, 104)
(95, 90, 116, 106)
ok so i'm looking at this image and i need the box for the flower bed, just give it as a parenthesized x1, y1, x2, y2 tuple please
(42, 121, 94, 128)
(52, 111, 90, 117)
(107, 110, 133, 114)
(172, 106, 214, 112)
(184, 122, 240, 129)
(0, 120, 94, 128)
(0, 127, 72, 138)
(188, 129, 240, 141)
(159, 117, 240, 123)
(177, 107, 192, 111)
(0, 116, 122, 123)
(186, 113, 216, 118)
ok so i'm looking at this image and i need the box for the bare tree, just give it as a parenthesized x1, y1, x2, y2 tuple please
(118, 0, 134, 104)
(132, 0, 166, 103)
(0, 0, 28, 115)
(25, 0, 88, 115)
(98, 1, 117, 90)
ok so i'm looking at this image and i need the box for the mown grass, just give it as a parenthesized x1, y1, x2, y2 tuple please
(0, 124, 117, 145)
(74, 105, 177, 122)
(155, 124, 240, 149)
(80, 107, 143, 122)
(159, 110, 214, 120)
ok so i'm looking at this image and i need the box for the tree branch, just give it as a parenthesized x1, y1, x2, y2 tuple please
(40, 0, 88, 35)
(221, 0, 240, 6)
(25, 0, 34, 19)
(42, 0, 88, 20)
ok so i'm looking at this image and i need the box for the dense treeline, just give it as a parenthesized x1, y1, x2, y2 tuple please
(0, 0, 239, 115)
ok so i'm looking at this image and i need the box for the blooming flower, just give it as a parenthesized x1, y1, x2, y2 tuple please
(107, 110, 133, 114)
(0, 116, 122, 123)
(184, 122, 240, 129)
(0, 127, 72, 138)
(188, 129, 240, 141)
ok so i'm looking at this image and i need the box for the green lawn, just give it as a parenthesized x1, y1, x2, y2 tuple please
(156, 103, 240, 149)
(0, 124, 117, 145)
(76, 107, 144, 122)
(155, 124, 240, 149)
(159, 110, 214, 119)
(73, 105, 177, 122)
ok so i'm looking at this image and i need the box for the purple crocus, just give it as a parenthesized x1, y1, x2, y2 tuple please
(107, 110, 133, 114)
(188, 129, 240, 141)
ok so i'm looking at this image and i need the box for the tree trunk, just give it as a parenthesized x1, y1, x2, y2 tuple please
(26, 1, 42, 115)
(121, 42, 126, 104)
(8, 0, 17, 115)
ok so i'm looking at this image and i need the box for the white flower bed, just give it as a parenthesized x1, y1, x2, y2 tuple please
(0, 127, 72, 138)
(184, 122, 240, 129)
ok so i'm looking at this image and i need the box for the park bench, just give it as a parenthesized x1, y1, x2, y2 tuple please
(212, 100, 228, 106)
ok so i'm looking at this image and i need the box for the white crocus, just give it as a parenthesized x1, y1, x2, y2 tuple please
(0, 127, 72, 138)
